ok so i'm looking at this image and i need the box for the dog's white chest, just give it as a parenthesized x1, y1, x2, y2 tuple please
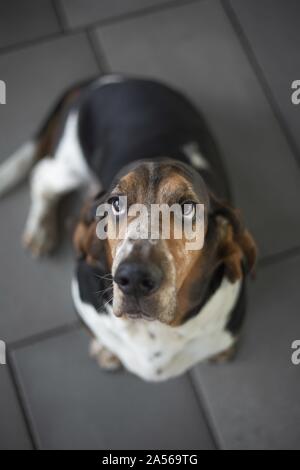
(72, 277, 241, 381)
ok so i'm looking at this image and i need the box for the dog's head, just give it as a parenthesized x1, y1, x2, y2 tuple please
(74, 159, 256, 325)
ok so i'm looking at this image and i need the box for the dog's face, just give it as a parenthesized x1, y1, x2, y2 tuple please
(74, 159, 256, 326)
(105, 160, 210, 324)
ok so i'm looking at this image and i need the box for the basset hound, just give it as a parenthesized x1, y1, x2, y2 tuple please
(0, 75, 256, 381)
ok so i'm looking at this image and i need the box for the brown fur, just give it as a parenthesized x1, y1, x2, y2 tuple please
(73, 200, 112, 270)
(214, 206, 257, 282)
(73, 163, 257, 325)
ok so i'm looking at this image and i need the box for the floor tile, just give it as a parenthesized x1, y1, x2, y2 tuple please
(60, 0, 177, 29)
(12, 328, 215, 450)
(0, 186, 78, 343)
(0, 366, 32, 449)
(93, 0, 300, 258)
(191, 254, 300, 449)
(0, 34, 99, 342)
(228, 0, 300, 160)
(0, 0, 60, 50)
(0, 33, 99, 159)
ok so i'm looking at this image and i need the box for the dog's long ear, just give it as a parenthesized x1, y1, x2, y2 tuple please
(209, 194, 257, 283)
(73, 191, 112, 269)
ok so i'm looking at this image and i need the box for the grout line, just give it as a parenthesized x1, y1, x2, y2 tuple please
(0, 31, 66, 57)
(0, 0, 201, 57)
(258, 245, 300, 269)
(9, 320, 81, 352)
(51, 0, 68, 33)
(188, 371, 222, 450)
(59, 0, 202, 33)
(221, 0, 300, 169)
(86, 29, 111, 73)
(6, 353, 38, 449)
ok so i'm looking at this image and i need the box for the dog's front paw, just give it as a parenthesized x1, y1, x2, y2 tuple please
(23, 223, 57, 257)
(22, 229, 56, 257)
(89, 339, 122, 372)
(209, 343, 237, 364)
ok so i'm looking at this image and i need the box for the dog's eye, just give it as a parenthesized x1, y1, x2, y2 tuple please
(109, 197, 125, 215)
(182, 201, 196, 219)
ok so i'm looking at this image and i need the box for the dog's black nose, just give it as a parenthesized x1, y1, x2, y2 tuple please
(114, 261, 163, 296)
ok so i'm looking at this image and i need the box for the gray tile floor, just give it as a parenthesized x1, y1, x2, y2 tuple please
(0, 0, 299, 450)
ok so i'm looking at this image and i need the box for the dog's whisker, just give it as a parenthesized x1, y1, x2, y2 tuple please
(95, 284, 112, 293)
(96, 294, 113, 313)
(95, 285, 113, 297)
(94, 273, 113, 281)
(103, 294, 114, 308)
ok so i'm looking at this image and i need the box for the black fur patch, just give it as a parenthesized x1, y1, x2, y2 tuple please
(77, 78, 231, 200)
(76, 258, 112, 313)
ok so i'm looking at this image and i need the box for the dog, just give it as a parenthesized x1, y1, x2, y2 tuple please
(0, 75, 256, 381)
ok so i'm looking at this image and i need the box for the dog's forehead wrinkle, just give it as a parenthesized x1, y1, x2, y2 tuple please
(161, 160, 210, 204)
(148, 163, 158, 202)
(115, 164, 152, 204)
(114, 160, 209, 208)
(149, 164, 187, 204)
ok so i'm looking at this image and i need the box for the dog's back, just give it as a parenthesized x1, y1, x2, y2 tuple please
(77, 78, 230, 197)
(0, 75, 231, 202)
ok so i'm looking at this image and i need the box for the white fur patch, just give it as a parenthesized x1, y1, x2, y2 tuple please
(24, 112, 93, 254)
(93, 74, 125, 88)
(50, 111, 92, 184)
(72, 276, 241, 382)
(183, 141, 209, 170)
(0, 141, 37, 197)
